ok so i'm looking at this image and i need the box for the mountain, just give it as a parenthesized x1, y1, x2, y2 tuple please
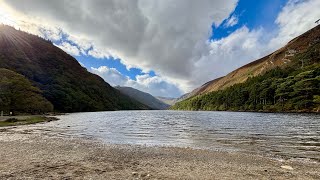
(177, 77, 224, 102)
(0, 68, 53, 114)
(188, 25, 320, 97)
(0, 25, 149, 112)
(156, 96, 177, 106)
(172, 25, 320, 112)
(115, 86, 170, 110)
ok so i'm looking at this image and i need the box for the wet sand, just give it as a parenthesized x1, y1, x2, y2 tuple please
(0, 128, 319, 180)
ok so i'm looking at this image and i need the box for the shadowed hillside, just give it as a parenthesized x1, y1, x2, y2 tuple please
(0, 25, 149, 112)
(0, 68, 53, 114)
(115, 86, 169, 110)
(156, 96, 177, 106)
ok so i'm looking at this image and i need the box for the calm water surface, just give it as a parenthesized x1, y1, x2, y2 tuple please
(36, 111, 319, 162)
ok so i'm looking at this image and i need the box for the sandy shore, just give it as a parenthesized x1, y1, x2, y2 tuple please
(0, 128, 319, 180)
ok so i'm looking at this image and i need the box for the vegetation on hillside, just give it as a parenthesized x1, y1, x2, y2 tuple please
(0, 116, 58, 127)
(0, 68, 53, 114)
(172, 42, 320, 112)
(182, 25, 320, 98)
(0, 25, 148, 112)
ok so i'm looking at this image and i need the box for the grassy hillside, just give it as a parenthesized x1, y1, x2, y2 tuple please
(172, 29, 320, 112)
(0, 25, 148, 112)
(188, 25, 320, 97)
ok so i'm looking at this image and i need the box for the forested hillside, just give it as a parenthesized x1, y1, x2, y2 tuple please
(172, 30, 320, 112)
(0, 25, 148, 112)
(0, 68, 53, 114)
(183, 25, 320, 98)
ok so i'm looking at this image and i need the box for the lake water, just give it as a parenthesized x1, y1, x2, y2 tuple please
(34, 111, 319, 162)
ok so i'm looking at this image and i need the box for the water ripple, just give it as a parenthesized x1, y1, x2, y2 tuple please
(30, 110, 320, 162)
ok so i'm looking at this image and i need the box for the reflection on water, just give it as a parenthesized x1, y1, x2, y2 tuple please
(34, 111, 319, 162)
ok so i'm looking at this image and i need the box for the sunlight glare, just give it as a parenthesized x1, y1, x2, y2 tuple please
(0, 3, 16, 26)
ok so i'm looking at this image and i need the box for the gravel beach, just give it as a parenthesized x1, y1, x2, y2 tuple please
(0, 126, 319, 180)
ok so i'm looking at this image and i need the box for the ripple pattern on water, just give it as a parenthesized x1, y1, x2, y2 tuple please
(29, 111, 320, 162)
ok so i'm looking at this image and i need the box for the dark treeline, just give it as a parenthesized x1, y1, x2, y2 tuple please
(0, 68, 53, 115)
(172, 43, 320, 112)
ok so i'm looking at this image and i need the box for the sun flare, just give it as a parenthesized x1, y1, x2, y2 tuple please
(0, 3, 16, 26)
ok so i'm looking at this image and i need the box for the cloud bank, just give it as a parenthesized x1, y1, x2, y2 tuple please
(90, 66, 182, 97)
(1, 0, 237, 94)
(1, 0, 319, 97)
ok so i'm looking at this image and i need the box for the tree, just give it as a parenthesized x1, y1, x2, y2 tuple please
(0, 68, 53, 114)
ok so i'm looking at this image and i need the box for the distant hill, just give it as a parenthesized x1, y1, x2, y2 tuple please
(158, 93, 194, 105)
(115, 86, 170, 110)
(172, 25, 320, 112)
(156, 96, 177, 106)
(176, 77, 224, 102)
(0, 25, 149, 112)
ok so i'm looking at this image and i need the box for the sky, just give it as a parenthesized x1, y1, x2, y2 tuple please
(0, 0, 319, 98)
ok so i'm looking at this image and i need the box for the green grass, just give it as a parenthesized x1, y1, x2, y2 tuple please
(0, 116, 58, 127)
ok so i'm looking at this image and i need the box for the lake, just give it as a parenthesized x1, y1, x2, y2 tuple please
(32, 110, 320, 162)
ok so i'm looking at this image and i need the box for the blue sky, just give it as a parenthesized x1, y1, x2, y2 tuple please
(2, 0, 319, 97)
(211, 0, 287, 40)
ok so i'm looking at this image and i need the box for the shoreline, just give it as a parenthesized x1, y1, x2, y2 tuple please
(0, 116, 59, 127)
(0, 127, 319, 179)
(170, 109, 320, 114)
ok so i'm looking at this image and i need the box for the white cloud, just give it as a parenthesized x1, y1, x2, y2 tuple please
(55, 42, 81, 56)
(269, 0, 320, 49)
(1, 0, 319, 97)
(90, 66, 129, 86)
(66, 35, 93, 55)
(87, 47, 113, 59)
(2, 0, 238, 93)
(188, 0, 320, 87)
(39, 27, 62, 41)
(191, 26, 266, 84)
(90, 66, 182, 97)
(224, 15, 238, 27)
